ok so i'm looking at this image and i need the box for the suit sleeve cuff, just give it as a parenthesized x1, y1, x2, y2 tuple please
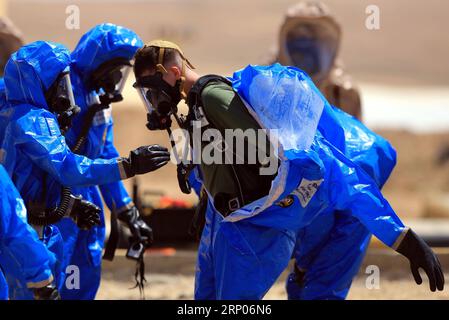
(117, 159, 130, 180)
(26, 274, 53, 289)
(391, 227, 410, 250)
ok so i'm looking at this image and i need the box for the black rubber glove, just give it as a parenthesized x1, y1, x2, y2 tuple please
(120, 145, 170, 178)
(70, 195, 101, 230)
(118, 206, 153, 245)
(33, 283, 61, 300)
(396, 229, 445, 292)
(118, 206, 153, 260)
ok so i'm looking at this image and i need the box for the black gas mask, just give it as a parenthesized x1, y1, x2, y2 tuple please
(285, 21, 339, 82)
(133, 40, 195, 131)
(45, 69, 80, 134)
(287, 36, 322, 76)
(134, 73, 182, 130)
(133, 40, 195, 194)
(89, 58, 132, 105)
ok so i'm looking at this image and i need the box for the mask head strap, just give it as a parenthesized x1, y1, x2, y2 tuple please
(156, 47, 168, 74)
(142, 40, 195, 100)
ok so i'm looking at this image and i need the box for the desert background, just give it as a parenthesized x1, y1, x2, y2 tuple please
(2, 0, 449, 299)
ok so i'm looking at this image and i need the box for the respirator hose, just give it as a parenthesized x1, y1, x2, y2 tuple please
(27, 187, 72, 226)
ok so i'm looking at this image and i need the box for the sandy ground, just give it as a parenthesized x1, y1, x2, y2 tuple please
(97, 275, 449, 300)
(96, 250, 449, 300)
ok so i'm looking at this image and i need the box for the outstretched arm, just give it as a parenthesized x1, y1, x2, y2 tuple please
(325, 140, 444, 292)
(13, 110, 170, 188)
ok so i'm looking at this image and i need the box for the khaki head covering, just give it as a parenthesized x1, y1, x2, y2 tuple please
(140, 40, 194, 99)
(0, 17, 24, 76)
(278, 1, 341, 82)
(143, 39, 195, 72)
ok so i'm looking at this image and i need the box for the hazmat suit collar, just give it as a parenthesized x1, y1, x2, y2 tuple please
(227, 64, 325, 222)
(71, 23, 143, 83)
(4, 41, 71, 109)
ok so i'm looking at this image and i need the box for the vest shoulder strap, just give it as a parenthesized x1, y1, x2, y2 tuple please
(187, 74, 232, 110)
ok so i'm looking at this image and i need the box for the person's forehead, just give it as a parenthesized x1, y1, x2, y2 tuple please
(287, 21, 338, 39)
(287, 22, 320, 37)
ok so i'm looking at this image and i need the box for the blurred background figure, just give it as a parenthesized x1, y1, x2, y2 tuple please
(275, 1, 362, 119)
(0, 16, 23, 77)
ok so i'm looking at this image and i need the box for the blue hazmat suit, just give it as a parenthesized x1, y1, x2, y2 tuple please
(0, 80, 7, 299)
(0, 78, 5, 105)
(286, 104, 397, 300)
(54, 23, 143, 300)
(0, 164, 57, 300)
(194, 64, 406, 299)
(191, 98, 397, 299)
(0, 41, 129, 299)
(0, 271, 6, 300)
(1, 77, 58, 299)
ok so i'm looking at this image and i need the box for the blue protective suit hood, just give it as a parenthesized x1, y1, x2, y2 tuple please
(227, 64, 401, 235)
(4, 41, 71, 109)
(231, 63, 396, 188)
(224, 64, 326, 223)
(71, 23, 143, 83)
(232, 63, 324, 153)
